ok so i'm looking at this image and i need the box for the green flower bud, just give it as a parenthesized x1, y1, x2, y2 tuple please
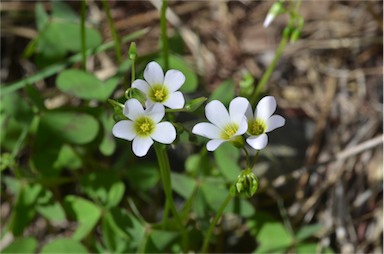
(232, 168, 259, 197)
(185, 97, 207, 112)
(128, 42, 137, 60)
(290, 29, 301, 43)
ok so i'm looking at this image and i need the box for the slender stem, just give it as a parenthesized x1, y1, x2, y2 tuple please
(80, 0, 87, 70)
(101, 0, 122, 64)
(242, 147, 251, 168)
(250, 34, 289, 105)
(250, 150, 260, 169)
(153, 143, 188, 250)
(131, 58, 135, 84)
(160, 0, 169, 70)
(201, 193, 233, 253)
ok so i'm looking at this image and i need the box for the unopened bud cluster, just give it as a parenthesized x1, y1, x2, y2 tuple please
(231, 168, 259, 197)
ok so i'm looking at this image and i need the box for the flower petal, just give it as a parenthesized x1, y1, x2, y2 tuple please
(245, 102, 253, 120)
(145, 103, 165, 123)
(192, 122, 221, 139)
(151, 122, 176, 144)
(235, 116, 248, 136)
(144, 61, 164, 86)
(205, 100, 230, 129)
(229, 97, 249, 124)
(163, 91, 185, 109)
(112, 120, 136, 141)
(256, 96, 277, 121)
(132, 136, 154, 157)
(131, 79, 150, 95)
(125, 99, 144, 120)
(266, 115, 285, 132)
(207, 139, 226, 151)
(246, 134, 268, 150)
(164, 70, 185, 92)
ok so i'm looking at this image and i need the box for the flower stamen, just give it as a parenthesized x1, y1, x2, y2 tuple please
(248, 119, 266, 136)
(135, 116, 155, 137)
(220, 123, 239, 140)
(149, 84, 168, 103)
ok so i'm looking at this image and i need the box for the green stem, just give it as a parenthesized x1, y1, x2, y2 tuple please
(242, 147, 251, 168)
(250, 33, 289, 105)
(131, 58, 135, 84)
(250, 150, 260, 169)
(201, 193, 233, 253)
(160, 0, 169, 70)
(153, 143, 188, 250)
(101, 0, 123, 64)
(80, 0, 87, 70)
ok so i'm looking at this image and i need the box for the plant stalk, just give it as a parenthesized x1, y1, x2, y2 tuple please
(201, 193, 233, 253)
(80, 0, 87, 70)
(101, 0, 123, 64)
(160, 0, 169, 70)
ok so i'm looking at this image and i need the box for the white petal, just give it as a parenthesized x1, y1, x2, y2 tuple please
(229, 97, 249, 124)
(235, 116, 248, 136)
(246, 134, 268, 150)
(256, 96, 277, 121)
(266, 115, 285, 132)
(245, 102, 254, 120)
(164, 70, 185, 92)
(132, 136, 154, 157)
(263, 14, 274, 28)
(112, 120, 136, 141)
(125, 99, 144, 120)
(192, 122, 221, 139)
(163, 91, 185, 109)
(131, 79, 150, 95)
(205, 100, 230, 129)
(206, 139, 226, 151)
(145, 103, 165, 123)
(144, 61, 164, 86)
(151, 122, 176, 144)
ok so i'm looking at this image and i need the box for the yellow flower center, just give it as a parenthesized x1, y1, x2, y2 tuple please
(134, 116, 155, 137)
(248, 119, 266, 136)
(220, 123, 239, 140)
(154, 89, 165, 101)
(149, 84, 168, 103)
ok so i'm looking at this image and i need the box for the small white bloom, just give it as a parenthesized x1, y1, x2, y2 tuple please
(112, 99, 176, 157)
(245, 96, 285, 150)
(192, 97, 249, 151)
(263, 14, 274, 28)
(132, 61, 185, 109)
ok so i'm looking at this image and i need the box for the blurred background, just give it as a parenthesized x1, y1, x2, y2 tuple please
(1, 1, 383, 253)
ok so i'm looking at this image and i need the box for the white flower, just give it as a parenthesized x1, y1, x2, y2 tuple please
(245, 96, 285, 150)
(192, 97, 249, 151)
(132, 61, 185, 109)
(263, 14, 274, 28)
(112, 99, 176, 157)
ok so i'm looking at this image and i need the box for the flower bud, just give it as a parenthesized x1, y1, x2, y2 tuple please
(231, 168, 259, 197)
(185, 97, 207, 112)
(128, 42, 137, 60)
(263, 1, 285, 27)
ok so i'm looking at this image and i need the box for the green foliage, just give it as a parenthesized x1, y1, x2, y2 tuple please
(40, 238, 88, 253)
(209, 79, 235, 105)
(56, 70, 119, 101)
(2, 237, 38, 253)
